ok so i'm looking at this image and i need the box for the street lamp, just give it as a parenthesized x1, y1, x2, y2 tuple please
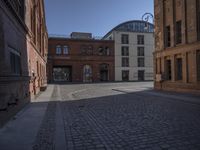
(142, 13, 154, 31)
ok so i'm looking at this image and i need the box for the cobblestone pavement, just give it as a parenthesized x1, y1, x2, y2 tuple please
(5, 82, 199, 150)
(57, 82, 200, 150)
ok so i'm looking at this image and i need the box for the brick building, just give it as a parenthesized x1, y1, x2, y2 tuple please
(154, 0, 200, 93)
(48, 33, 115, 83)
(0, 0, 47, 126)
(26, 0, 48, 98)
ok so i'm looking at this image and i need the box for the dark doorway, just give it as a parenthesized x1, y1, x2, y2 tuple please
(122, 70, 129, 81)
(100, 64, 109, 81)
(138, 70, 145, 81)
(53, 66, 72, 82)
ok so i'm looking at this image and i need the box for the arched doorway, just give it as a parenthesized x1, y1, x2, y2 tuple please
(83, 65, 92, 82)
(99, 64, 109, 81)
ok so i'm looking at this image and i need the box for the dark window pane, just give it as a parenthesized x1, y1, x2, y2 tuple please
(122, 70, 129, 81)
(165, 59, 172, 80)
(176, 21, 182, 44)
(122, 57, 129, 67)
(176, 58, 183, 80)
(138, 58, 145, 67)
(165, 26, 171, 47)
(121, 46, 129, 56)
(137, 35, 144, 45)
(121, 34, 129, 44)
(137, 47, 144, 56)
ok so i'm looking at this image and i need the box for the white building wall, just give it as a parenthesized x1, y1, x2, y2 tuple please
(112, 31, 154, 81)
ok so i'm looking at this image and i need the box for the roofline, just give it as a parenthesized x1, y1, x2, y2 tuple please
(103, 20, 154, 39)
(48, 37, 114, 43)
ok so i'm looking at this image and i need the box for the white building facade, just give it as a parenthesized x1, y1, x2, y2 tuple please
(103, 20, 154, 81)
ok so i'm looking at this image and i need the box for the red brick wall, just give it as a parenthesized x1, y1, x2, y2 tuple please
(48, 38, 115, 82)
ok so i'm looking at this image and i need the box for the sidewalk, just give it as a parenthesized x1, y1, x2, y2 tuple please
(0, 85, 54, 150)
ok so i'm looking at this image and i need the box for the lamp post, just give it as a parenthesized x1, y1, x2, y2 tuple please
(142, 13, 154, 31)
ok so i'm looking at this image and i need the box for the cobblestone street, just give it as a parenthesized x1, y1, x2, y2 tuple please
(1, 82, 200, 150)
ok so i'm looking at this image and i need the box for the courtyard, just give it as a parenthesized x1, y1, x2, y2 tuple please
(0, 82, 200, 150)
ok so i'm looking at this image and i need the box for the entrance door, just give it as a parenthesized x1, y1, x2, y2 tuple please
(83, 65, 92, 82)
(122, 70, 129, 81)
(138, 70, 145, 81)
(100, 64, 109, 81)
(53, 67, 72, 82)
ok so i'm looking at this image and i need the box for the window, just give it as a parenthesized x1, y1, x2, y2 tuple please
(138, 58, 145, 67)
(121, 46, 129, 56)
(10, 52, 21, 75)
(165, 26, 171, 47)
(176, 21, 182, 44)
(63, 46, 69, 55)
(56, 45, 62, 54)
(98, 46, 109, 56)
(137, 47, 144, 56)
(122, 57, 129, 67)
(121, 34, 129, 44)
(165, 59, 172, 80)
(98, 47, 104, 55)
(137, 35, 144, 45)
(176, 58, 183, 80)
(197, 50, 200, 81)
(105, 47, 110, 55)
(122, 70, 129, 81)
(197, 0, 200, 40)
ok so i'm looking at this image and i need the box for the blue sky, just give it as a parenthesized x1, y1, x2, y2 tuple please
(44, 0, 153, 37)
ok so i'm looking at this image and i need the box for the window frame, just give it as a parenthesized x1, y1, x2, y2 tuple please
(121, 34, 129, 44)
(122, 57, 129, 67)
(56, 45, 62, 55)
(137, 57, 145, 67)
(137, 47, 145, 56)
(137, 35, 144, 45)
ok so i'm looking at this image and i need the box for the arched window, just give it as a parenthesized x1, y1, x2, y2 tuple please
(56, 45, 61, 54)
(63, 46, 69, 55)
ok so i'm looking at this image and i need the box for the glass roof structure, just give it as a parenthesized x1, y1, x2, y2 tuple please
(103, 20, 154, 38)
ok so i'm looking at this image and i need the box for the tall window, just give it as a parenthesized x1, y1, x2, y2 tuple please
(176, 58, 183, 80)
(197, 50, 200, 81)
(10, 51, 21, 75)
(138, 58, 145, 67)
(176, 21, 182, 44)
(165, 26, 171, 47)
(105, 47, 110, 55)
(121, 34, 129, 44)
(121, 46, 129, 56)
(63, 46, 69, 55)
(137, 47, 144, 56)
(122, 57, 129, 67)
(56, 45, 62, 54)
(137, 35, 144, 45)
(165, 59, 172, 80)
(197, 0, 200, 40)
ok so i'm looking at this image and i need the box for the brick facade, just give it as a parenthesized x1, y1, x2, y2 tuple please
(154, 0, 200, 93)
(26, 0, 48, 98)
(0, 0, 47, 126)
(48, 36, 115, 83)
